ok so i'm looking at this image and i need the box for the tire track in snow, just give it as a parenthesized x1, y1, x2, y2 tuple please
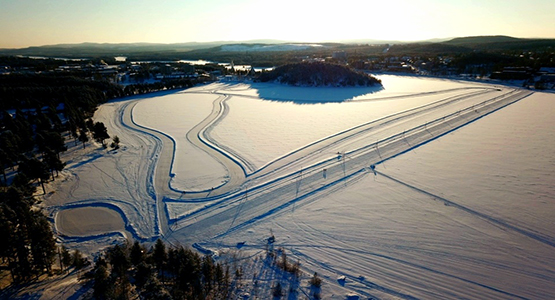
(190, 86, 497, 178)
(171, 89, 537, 296)
(283, 201, 533, 299)
(288, 244, 530, 300)
(376, 170, 555, 249)
(121, 101, 170, 235)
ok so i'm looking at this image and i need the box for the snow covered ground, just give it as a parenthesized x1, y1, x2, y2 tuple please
(133, 92, 229, 191)
(196, 92, 555, 299)
(43, 75, 555, 299)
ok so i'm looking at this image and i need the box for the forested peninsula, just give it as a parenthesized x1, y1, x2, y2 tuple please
(257, 62, 382, 87)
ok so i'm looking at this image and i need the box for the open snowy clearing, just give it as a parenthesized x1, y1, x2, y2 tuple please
(43, 75, 555, 299)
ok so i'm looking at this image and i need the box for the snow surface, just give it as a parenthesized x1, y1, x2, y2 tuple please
(133, 92, 229, 191)
(42, 75, 555, 299)
(383, 92, 555, 244)
(209, 79, 501, 170)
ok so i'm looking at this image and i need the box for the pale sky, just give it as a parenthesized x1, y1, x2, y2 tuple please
(1, 0, 554, 48)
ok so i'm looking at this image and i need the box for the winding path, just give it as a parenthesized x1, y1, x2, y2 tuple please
(185, 94, 246, 195)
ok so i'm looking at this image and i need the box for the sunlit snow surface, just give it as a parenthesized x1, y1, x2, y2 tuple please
(200, 91, 555, 299)
(45, 75, 555, 299)
(133, 92, 229, 191)
(132, 76, 498, 189)
(210, 77, 495, 170)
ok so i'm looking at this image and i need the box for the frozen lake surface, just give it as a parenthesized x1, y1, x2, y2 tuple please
(44, 75, 555, 299)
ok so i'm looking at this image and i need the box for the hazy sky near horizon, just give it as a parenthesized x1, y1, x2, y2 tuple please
(1, 0, 554, 48)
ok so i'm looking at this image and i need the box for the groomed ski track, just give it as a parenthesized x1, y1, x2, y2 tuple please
(166, 88, 532, 237)
(117, 83, 531, 241)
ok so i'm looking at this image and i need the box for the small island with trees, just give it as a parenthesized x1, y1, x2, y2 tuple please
(257, 62, 382, 87)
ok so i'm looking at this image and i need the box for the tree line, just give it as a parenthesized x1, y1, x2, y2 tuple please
(0, 187, 57, 283)
(84, 239, 324, 300)
(85, 240, 232, 300)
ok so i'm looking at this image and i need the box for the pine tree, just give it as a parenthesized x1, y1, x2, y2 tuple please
(43, 149, 65, 180)
(108, 244, 130, 276)
(28, 211, 56, 275)
(152, 239, 167, 274)
(0, 187, 56, 283)
(78, 129, 89, 149)
(92, 122, 110, 147)
(134, 261, 153, 289)
(60, 246, 72, 271)
(72, 249, 87, 270)
(111, 135, 120, 150)
(0, 148, 9, 184)
(130, 240, 145, 267)
(202, 255, 215, 295)
(93, 263, 112, 300)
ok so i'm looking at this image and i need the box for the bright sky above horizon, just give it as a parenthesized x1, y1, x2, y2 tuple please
(1, 0, 554, 48)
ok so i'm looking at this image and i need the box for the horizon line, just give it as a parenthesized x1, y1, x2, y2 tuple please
(0, 34, 555, 50)
(3, 34, 555, 50)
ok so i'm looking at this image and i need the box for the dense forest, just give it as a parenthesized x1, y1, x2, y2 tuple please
(257, 62, 382, 87)
(83, 240, 231, 300)
(80, 239, 322, 300)
(0, 187, 57, 283)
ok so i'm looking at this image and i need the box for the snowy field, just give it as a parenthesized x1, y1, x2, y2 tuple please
(43, 75, 555, 299)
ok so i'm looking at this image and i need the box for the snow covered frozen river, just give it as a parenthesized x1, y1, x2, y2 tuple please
(45, 75, 555, 299)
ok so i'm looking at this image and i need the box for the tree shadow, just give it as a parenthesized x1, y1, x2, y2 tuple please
(249, 82, 384, 104)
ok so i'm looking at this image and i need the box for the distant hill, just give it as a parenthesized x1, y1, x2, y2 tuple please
(0, 40, 302, 58)
(388, 43, 472, 55)
(1, 36, 554, 60)
(337, 37, 452, 45)
(257, 62, 381, 87)
(442, 35, 555, 51)
(387, 36, 555, 55)
(444, 35, 521, 45)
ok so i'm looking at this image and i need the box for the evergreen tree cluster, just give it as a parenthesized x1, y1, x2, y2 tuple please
(257, 62, 382, 87)
(0, 187, 57, 283)
(87, 240, 232, 300)
(1, 107, 68, 192)
(122, 78, 195, 96)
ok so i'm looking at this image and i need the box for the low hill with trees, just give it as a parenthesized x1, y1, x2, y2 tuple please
(257, 62, 382, 87)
